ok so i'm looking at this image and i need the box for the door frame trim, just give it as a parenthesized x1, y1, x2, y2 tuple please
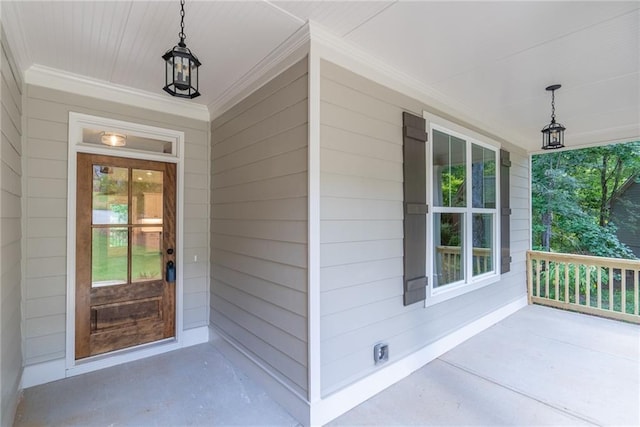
(65, 112, 186, 376)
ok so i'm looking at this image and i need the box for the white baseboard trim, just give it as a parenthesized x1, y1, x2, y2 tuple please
(21, 358, 66, 389)
(310, 296, 528, 426)
(183, 325, 210, 347)
(3, 368, 23, 427)
(209, 325, 310, 424)
(22, 326, 209, 389)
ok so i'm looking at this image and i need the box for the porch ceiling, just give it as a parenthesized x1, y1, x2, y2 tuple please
(3, 1, 638, 153)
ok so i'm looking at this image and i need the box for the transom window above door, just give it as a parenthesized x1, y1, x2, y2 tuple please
(69, 112, 183, 161)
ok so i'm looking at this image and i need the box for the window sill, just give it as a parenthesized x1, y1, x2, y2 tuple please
(425, 273, 500, 307)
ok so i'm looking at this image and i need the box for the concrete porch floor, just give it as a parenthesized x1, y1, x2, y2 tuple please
(14, 305, 639, 426)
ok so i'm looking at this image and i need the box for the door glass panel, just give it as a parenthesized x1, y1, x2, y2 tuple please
(92, 166, 128, 224)
(92, 227, 128, 287)
(132, 228, 162, 282)
(132, 169, 163, 225)
(131, 169, 163, 282)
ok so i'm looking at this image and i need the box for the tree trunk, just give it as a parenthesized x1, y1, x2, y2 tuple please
(599, 154, 609, 227)
(542, 211, 552, 251)
(603, 157, 624, 225)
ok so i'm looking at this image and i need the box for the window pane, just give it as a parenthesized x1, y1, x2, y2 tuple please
(132, 228, 162, 282)
(472, 144, 496, 208)
(132, 169, 163, 225)
(472, 213, 494, 276)
(92, 166, 128, 224)
(92, 227, 127, 287)
(433, 129, 466, 207)
(434, 213, 464, 287)
(82, 128, 173, 154)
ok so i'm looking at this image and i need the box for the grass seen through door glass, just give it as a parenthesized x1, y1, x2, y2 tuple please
(92, 229, 162, 285)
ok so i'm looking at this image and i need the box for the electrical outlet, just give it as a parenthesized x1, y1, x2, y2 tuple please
(373, 343, 389, 365)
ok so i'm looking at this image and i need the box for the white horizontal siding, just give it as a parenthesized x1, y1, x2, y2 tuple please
(319, 60, 529, 396)
(1, 30, 23, 427)
(211, 58, 309, 395)
(212, 219, 306, 244)
(23, 84, 210, 365)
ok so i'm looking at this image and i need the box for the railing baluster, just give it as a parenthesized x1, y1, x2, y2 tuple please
(597, 267, 602, 309)
(527, 252, 533, 304)
(564, 263, 569, 303)
(586, 265, 591, 307)
(621, 270, 627, 314)
(575, 263, 580, 305)
(633, 270, 640, 316)
(554, 261, 560, 301)
(545, 260, 550, 298)
(536, 259, 541, 298)
(610, 268, 614, 312)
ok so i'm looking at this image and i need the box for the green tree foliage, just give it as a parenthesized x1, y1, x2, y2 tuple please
(532, 141, 640, 258)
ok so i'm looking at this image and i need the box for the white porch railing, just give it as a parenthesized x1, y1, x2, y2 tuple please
(436, 246, 492, 284)
(527, 250, 640, 324)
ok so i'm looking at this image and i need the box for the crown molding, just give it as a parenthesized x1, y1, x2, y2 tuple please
(207, 22, 311, 120)
(25, 65, 209, 122)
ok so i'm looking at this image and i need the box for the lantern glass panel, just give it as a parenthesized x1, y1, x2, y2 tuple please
(166, 57, 173, 82)
(174, 56, 189, 91)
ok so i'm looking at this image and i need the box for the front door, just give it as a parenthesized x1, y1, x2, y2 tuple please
(75, 153, 176, 359)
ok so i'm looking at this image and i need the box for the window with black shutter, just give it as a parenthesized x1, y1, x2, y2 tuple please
(401, 112, 510, 306)
(402, 112, 428, 306)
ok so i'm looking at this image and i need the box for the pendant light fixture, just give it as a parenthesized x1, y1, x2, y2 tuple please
(162, 0, 201, 99)
(541, 84, 565, 150)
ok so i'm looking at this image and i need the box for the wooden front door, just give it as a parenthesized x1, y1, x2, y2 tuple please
(75, 153, 176, 359)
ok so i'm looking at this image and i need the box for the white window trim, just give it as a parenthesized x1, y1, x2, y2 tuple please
(65, 112, 186, 376)
(423, 111, 502, 307)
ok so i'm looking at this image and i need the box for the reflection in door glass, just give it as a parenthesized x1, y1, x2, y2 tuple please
(132, 169, 163, 224)
(132, 229, 163, 282)
(92, 227, 128, 287)
(92, 166, 128, 224)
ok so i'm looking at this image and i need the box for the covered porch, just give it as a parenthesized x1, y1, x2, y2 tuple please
(2, 2, 638, 425)
(15, 304, 639, 426)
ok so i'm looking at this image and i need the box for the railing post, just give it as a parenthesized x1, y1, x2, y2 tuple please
(526, 251, 532, 305)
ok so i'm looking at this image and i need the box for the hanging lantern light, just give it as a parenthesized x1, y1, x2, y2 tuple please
(541, 84, 566, 150)
(162, 0, 201, 99)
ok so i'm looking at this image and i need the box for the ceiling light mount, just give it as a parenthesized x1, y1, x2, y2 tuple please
(541, 84, 566, 150)
(162, 0, 201, 99)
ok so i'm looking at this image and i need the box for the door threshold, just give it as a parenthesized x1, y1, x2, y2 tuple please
(67, 337, 180, 378)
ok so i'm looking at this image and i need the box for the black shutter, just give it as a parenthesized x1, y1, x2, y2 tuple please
(500, 149, 512, 274)
(402, 112, 428, 306)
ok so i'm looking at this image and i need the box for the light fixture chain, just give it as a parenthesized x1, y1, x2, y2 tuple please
(551, 89, 556, 122)
(179, 0, 186, 43)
